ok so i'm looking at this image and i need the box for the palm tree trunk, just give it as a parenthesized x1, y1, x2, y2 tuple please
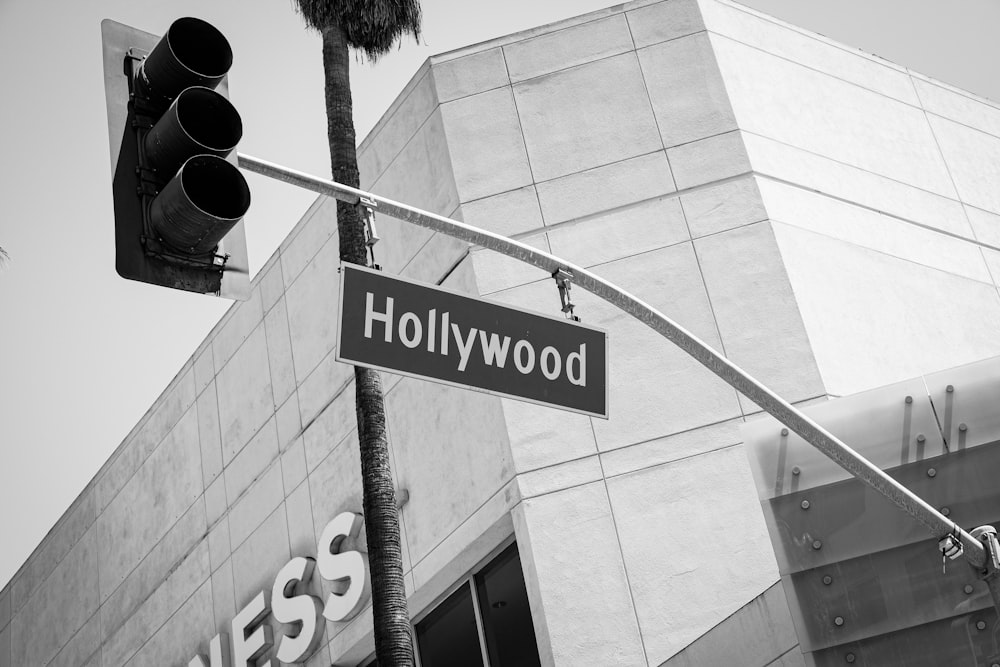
(322, 23, 414, 666)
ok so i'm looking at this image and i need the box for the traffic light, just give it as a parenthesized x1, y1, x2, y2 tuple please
(743, 358, 1000, 666)
(101, 17, 250, 299)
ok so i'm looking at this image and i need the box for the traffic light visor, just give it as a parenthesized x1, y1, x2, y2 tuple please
(135, 17, 233, 107)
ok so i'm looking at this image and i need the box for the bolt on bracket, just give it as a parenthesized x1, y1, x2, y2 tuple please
(356, 196, 381, 269)
(552, 268, 581, 322)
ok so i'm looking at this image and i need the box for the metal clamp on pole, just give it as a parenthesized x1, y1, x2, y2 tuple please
(357, 196, 381, 270)
(970, 525, 1000, 612)
(939, 530, 964, 573)
(552, 268, 581, 322)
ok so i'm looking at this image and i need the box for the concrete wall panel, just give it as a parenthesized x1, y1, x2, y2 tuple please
(10, 528, 99, 667)
(264, 296, 297, 408)
(196, 382, 223, 487)
(700, 0, 918, 105)
(535, 151, 675, 226)
(9, 490, 96, 621)
(584, 244, 741, 450)
(123, 581, 213, 667)
(600, 418, 743, 479)
(513, 482, 645, 666)
(258, 258, 285, 314)
(210, 559, 236, 638)
(680, 175, 766, 237)
(514, 52, 661, 182)
(667, 130, 751, 190)
(193, 342, 215, 398)
(280, 201, 338, 290)
(626, 0, 704, 49)
(215, 324, 274, 465)
(225, 417, 280, 506)
(275, 392, 302, 452)
(97, 406, 202, 600)
(758, 178, 992, 283)
(504, 14, 633, 83)
(459, 185, 544, 238)
(742, 132, 973, 238)
(638, 32, 737, 148)
(773, 222, 1000, 396)
(470, 233, 550, 295)
(303, 379, 356, 473)
(712, 34, 955, 197)
(358, 70, 439, 186)
(0, 588, 8, 631)
(212, 291, 264, 373)
(101, 499, 206, 642)
(96, 369, 196, 513)
(431, 48, 509, 104)
(498, 396, 598, 474)
(548, 196, 689, 268)
(608, 445, 778, 664)
(207, 516, 231, 574)
(229, 463, 285, 551)
(308, 434, 363, 548)
(0, 622, 9, 667)
(280, 437, 309, 497)
(913, 76, 1000, 140)
(284, 234, 342, 385)
(928, 114, 1000, 215)
(387, 378, 512, 565)
(440, 87, 532, 203)
(371, 108, 460, 218)
(103, 542, 210, 667)
(965, 205, 1000, 248)
(695, 221, 824, 409)
(663, 582, 799, 667)
(231, 505, 291, 612)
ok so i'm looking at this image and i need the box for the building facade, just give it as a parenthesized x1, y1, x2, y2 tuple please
(6, 0, 1000, 665)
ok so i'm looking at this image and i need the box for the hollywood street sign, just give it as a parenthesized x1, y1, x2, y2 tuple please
(337, 264, 608, 418)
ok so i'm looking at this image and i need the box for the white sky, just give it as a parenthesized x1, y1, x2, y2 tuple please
(1, 0, 999, 589)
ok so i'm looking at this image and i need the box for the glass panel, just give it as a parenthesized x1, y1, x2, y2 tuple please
(475, 544, 542, 667)
(808, 609, 1000, 666)
(925, 355, 1000, 452)
(764, 442, 1000, 575)
(743, 377, 943, 501)
(415, 582, 485, 667)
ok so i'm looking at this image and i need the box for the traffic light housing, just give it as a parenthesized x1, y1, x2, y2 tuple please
(101, 17, 250, 299)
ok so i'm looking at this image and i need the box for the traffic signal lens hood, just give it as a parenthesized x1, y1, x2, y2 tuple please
(136, 17, 233, 108)
(150, 154, 251, 255)
(144, 86, 243, 177)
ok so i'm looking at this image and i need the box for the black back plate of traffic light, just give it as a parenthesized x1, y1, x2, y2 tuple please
(101, 19, 250, 300)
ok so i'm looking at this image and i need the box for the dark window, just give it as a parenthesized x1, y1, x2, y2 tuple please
(415, 582, 485, 667)
(366, 543, 541, 667)
(475, 544, 541, 667)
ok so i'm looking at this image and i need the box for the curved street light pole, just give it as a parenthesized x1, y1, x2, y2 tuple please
(238, 152, 998, 603)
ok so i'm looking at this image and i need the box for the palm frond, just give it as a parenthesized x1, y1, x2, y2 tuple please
(293, 0, 421, 61)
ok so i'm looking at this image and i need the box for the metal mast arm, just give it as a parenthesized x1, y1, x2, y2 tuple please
(237, 151, 987, 570)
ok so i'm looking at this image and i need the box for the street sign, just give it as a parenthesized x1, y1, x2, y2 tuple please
(337, 264, 608, 418)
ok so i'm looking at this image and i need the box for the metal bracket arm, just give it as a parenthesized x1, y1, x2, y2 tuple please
(236, 152, 989, 574)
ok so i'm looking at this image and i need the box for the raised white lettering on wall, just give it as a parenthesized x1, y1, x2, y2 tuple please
(232, 590, 273, 667)
(318, 511, 371, 622)
(187, 634, 230, 667)
(271, 556, 325, 664)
